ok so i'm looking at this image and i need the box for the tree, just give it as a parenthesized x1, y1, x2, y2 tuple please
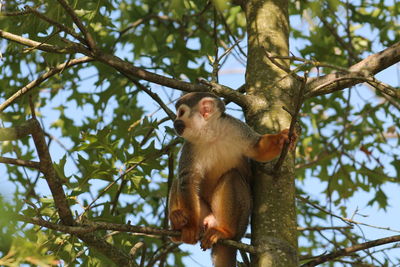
(0, 0, 399, 266)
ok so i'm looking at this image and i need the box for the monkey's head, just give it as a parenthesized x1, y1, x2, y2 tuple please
(174, 92, 225, 142)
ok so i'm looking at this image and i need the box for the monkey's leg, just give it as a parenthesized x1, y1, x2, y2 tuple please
(201, 169, 251, 267)
(169, 178, 205, 244)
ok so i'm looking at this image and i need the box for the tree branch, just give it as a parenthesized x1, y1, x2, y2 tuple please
(301, 234, 400, 267)
(0, 119, 37, 140)
(306, 41, 400, 98)
(0, 30, 247, 108)
(131, 80, 176, 121)
(0, 117, 74, 225)
(94, 52, 208, 91)
(3, 117, 138, 266)
(0, 29, 79, 54)
(198, 78, 248, 107)
(0, 56, 93, 112)
(18, 215, 261, 255)
(297, 195, 400, 233)
(273, 73, 306, 174)
(56, 0, 97, 50)
(0, 156, 40, 170)
(24, 6, 86, 44)
(29, 118, 75, 225)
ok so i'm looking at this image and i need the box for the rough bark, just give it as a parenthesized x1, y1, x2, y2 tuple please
(244, 0, 298, 266)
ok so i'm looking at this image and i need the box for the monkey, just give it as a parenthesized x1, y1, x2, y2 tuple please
(168, 92, 294, 267)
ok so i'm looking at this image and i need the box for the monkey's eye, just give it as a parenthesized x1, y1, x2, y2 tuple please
(178, 109, 185, 117)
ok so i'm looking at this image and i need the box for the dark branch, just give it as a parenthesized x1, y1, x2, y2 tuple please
(56, 0, 97, 50)
(18, 215, 261, 255)
(25, 6, 86, 44)
(301, 234, 400, 266)
(131, 80, 176, 121)
(29, 119, 75, 225)
(273, 73, 307, 174)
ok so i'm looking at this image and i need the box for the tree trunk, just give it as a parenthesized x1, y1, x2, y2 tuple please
(244, 0, 298, 266)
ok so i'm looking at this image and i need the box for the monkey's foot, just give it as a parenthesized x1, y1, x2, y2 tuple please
(181, 226, 200, 244)
(200, 227, 231, 251)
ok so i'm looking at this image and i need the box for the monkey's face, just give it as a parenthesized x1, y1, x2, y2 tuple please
(174, 97, 222, 143)
(174, 104, 206, 140)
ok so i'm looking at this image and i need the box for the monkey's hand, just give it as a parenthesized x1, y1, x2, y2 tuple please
(200, 227, 232, 251)
(278, 128, 297, 151)
(251, 128, 296, 162)
(170, 209, 188, 230)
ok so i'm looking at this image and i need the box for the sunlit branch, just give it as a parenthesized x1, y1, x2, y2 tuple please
(306, 41, 400, 98)
(0, 156, 40, 170)
(0, 29, 78, 54)
(307, 74, 400, 99)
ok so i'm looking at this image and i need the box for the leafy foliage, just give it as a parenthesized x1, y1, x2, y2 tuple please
(0, 0, 399, 266)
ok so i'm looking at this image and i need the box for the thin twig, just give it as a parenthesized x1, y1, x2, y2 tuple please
(80, 138, 180, 218)
(25, 5, 86, 43)
(301, 234, 400, 266)
(273, 72, 307, 174)
(0, 56, 93, 112)
(297, 195, 400, 233)
(56, 0, 97, 50)
(132, 80, 176, 121)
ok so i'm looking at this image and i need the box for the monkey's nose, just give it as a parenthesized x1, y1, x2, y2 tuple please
(174, 120, 185, 136)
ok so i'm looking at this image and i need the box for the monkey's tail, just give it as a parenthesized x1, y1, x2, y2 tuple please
(212, 244, 236, 267)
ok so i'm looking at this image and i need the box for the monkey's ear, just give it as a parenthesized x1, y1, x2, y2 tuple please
(199, 97, 217, 119)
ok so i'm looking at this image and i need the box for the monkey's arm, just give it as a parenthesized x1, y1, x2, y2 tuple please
(246, 129, 295, 162)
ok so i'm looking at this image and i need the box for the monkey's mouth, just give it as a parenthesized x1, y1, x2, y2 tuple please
(173, 120, 185, 136)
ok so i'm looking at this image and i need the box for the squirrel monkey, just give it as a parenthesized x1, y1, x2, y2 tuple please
(168, 92, 294, 267)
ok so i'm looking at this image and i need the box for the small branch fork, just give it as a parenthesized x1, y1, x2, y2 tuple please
(273, 72, 308, 174)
